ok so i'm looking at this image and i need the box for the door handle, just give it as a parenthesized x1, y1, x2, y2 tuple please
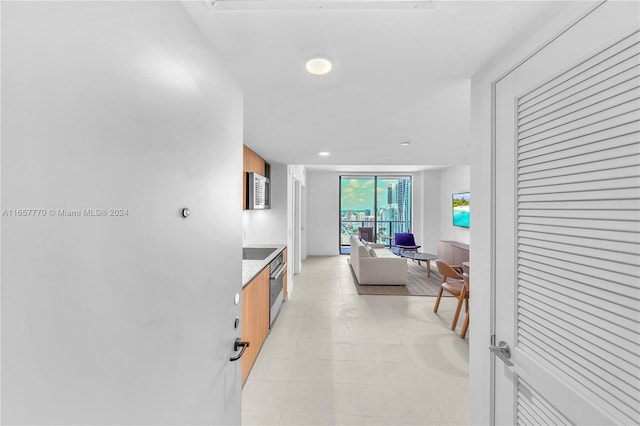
(230, 338, 249, 362)
(489, 341, 513, 366)
(271, 263, 286, 280)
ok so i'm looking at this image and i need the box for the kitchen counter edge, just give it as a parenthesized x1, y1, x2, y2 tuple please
(242, 244, 287, 288)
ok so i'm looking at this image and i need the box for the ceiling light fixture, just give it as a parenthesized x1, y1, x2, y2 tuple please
(318, 151, 331, 156)
(306, 58, 332, 76)
(400, 141, 411, 146)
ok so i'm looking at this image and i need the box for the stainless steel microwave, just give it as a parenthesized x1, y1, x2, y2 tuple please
(247, 172, 270, 209)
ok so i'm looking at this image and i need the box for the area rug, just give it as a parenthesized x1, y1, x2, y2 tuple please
(351, 260, 452, 297)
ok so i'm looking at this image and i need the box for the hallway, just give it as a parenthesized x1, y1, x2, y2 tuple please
(242, 255, 469, 425)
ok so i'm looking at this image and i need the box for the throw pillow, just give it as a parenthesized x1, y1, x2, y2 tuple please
(368, 247, 377, 257)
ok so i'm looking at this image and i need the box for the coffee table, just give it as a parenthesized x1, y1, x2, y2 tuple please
(400, 251, 438, 278)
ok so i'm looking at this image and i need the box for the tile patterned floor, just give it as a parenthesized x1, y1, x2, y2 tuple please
(242, 255, 469, 426)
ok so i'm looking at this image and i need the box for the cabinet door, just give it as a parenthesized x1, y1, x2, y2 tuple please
(453, 247, 469, 266)
(241, 267, 270, 384)
(437, 241, 446, 262)
(244, 146, 265, 176)
(437, 241, 452, 264)
(283, 270, 288, 301)
(242, 145, 250, 172)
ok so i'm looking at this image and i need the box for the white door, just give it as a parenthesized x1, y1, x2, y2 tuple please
(1, 2, 242, 424)
(493, 2, 640, 425)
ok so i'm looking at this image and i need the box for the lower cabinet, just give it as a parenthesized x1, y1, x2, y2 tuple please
(241, 267, 270, 385)
(437, 240, 470, 266)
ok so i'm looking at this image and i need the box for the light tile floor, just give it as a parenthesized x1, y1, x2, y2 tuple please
(242, 255, 469, 426)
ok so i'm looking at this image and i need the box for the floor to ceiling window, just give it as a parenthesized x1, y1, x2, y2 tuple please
(339, 176, 412, 254)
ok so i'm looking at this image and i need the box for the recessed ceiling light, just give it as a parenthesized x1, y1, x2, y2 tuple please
(318, 151, 330, 156)
(400, 141, 410, 146)
(306, 58, 332, 76)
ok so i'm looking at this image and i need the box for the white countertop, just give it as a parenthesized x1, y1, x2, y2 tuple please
(242, 244, 286, 287)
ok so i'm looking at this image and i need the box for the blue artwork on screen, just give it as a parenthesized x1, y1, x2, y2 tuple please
(452, 192, 470, 228)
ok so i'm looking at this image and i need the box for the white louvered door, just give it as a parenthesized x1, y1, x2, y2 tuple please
(493, 2, 640, 425)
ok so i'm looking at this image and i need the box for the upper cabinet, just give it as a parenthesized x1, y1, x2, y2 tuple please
(243, 145, 268, 210)
(243, 145, 265, 176)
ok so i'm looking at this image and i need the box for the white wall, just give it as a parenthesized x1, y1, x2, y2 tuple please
(1, 2, 243, 424)
(286, 165, 307, 295)
(306, 170, 340, 255)
(306, 170, 431, 256)
(243, 163, 287, 245)
(420, 170, 441, 254)
(468, 2, 599, 424)
(440, 165, 471, 245)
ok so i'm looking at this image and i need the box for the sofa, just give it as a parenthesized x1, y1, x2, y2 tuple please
(349, 236, 407, 285)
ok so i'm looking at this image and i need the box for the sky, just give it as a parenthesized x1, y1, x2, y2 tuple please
(340, 177, 408, 211)
(340, 178, 374, 211)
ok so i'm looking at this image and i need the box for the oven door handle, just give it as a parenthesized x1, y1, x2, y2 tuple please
(270, 263, 286, 280)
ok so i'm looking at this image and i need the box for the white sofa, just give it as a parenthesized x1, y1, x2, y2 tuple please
(349, 236, 407, 285)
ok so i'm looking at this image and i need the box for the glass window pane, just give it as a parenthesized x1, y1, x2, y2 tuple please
(376, 177, 411, 240)
(339, 176, 411, 253)
(340, 177, 375, 252)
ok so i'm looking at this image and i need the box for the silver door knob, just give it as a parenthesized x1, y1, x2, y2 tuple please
(489, 340, 513, 366)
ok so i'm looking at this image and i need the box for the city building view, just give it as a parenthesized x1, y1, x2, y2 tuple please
(340, 176, 412, 253)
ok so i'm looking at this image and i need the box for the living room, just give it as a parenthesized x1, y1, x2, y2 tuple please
(305, 166, 470, 258)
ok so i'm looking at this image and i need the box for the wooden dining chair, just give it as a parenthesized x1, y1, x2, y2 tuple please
(434, 260, 467, 331)
(460, 273, 470, 339)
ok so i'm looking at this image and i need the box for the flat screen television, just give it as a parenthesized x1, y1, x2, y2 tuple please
(452, 192, 470, 228)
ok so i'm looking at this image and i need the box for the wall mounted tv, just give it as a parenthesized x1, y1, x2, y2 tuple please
(452, 192, 470, 228)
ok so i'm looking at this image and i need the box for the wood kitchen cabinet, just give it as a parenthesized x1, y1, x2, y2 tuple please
(437, 240, 469, 266)
(244, 145, 265, 176)
(241, 267, 270, 384)
(242, 145, 266, 210)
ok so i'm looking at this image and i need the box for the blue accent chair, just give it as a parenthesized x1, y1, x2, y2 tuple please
(394, 232, 421, 253)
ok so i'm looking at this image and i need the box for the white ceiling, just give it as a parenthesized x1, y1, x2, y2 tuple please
(184, 0, 565, 170)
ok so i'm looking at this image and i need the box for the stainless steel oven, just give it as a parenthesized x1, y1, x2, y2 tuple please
(269, 252, 285, 326)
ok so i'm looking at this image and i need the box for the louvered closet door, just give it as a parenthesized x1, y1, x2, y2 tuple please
(516, 29, 640, 425)
(493, 2, 640, 425)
